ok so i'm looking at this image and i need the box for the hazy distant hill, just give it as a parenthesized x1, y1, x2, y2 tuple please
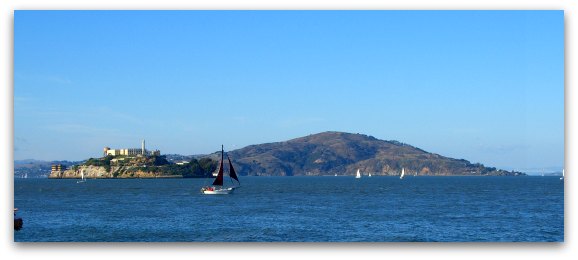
(223, 131, 523, 176)
(14, 159, 79, 178)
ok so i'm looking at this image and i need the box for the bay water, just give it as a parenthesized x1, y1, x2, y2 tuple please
(13, 176, 564, 242)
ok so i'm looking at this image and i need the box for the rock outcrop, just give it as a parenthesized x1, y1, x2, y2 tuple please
(50, 165, 111, 178)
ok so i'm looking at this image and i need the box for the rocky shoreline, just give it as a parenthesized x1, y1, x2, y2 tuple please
(49, 165, 181, 179)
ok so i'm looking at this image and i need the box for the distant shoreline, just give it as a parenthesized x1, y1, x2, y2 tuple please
(32, 174, 538, 180)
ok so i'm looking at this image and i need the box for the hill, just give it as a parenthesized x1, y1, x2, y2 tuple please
(222, 131, 523, 176)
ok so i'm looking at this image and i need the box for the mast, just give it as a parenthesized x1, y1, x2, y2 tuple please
(212, 145, 224, 186)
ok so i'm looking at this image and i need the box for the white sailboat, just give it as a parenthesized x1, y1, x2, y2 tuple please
(400, 168, 405, 179)
(561, 169, 564, 181)
(77, 170, 86, 183)
(356, 169, 361, 179)
(201, 145, 241, 195)
(368, 172, 372, 177)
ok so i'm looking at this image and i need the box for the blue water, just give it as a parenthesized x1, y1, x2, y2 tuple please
(14, 176, 564, 242)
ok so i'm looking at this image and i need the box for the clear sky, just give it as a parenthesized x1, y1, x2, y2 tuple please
(14, 10, 564, 171)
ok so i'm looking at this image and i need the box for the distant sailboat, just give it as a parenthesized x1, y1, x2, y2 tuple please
(77, 170, 86, 183)
(356, 169, 361, 179)
(400, 168, 405, 180)
(368, 172, 372, 177)
(201, 145, 241, 195)
(561, 169, 564, 181)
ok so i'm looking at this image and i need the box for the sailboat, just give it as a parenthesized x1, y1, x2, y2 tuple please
(201, 145, 241, 195)
(561, 169, 564, 181)
(355, 169, 361, 179)
(368, 172, 372, 177)
(400, 168, 405, 179)
(77, 169, 86, 183)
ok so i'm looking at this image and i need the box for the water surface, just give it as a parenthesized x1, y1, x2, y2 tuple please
(14, 176, 564, 242)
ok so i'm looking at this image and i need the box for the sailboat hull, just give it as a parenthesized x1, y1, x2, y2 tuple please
(202, 187, 236, 195)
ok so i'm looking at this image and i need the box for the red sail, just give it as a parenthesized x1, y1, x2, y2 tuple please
(212, 160, 224, 186)
(228, 156, 240, 185)
(212, 146, 224, 186)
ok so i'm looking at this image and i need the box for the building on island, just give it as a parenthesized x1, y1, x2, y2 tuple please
(103, 140, 160, 157)
(51, 164, 66, 172)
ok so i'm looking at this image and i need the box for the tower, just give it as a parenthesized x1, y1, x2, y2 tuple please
(142, 139, 146, 155)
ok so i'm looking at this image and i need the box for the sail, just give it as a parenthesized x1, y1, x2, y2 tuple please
(212, 160, 224, 186)
(212, 146, 225, 186)
(228, 156, 240, 185)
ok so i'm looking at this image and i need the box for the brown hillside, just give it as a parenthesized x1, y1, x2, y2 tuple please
(222, 131, 521, 176)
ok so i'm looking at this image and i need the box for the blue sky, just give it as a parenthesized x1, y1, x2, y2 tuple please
(14, 10, 564, 171)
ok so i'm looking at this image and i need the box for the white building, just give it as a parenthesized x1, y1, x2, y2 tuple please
(104, 140, 160, 157)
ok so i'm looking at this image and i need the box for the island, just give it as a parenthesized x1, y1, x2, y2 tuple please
(48, 131, 525, 179)
(48, 155, 218, 179)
